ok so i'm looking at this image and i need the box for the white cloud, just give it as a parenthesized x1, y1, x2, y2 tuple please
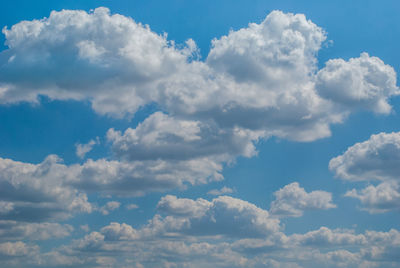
(0, 155, 93, 222)
(98, 201, 121, 215)
(154, 195, 281, 238)
(329, 132, 400, 182)
(75, 137, 99, 159)
(107, 112, 258, 161)
(207, 186, 235, 196)
(269, 182, 336, 218)
(330, 132, 400, 213)
(345, 181, 400, 213)
(0, 221, 73, 241)
(0, 241, 38, 257)
(0, 8, 397, 143)
(316, 53, 399, 114)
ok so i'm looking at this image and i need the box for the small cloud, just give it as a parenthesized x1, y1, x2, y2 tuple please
(207, 186, 234, 196)
(99, 201, 121, 215)
(126, 204, 139, 210)
(75, 137, 100, 159)
(80, 224, 90, 232)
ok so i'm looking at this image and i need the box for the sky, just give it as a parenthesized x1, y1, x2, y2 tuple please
(0, 0, 400, 267)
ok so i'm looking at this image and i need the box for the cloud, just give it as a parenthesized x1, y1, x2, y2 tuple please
(1, 8, 397, 143)
(330, 132, 400, 213)
(345, 181, 400, 213)
(207, 186, 235, 196)
(126, 204, 138, 210)
(107, 112, 258, 161)
(0, 241, 38, 257)
(154, 195, 281, 238)
(0, 221, 73, 241)
(32, 220, 400, 268)
(98, 201, 121, 215)
(0, 155, 93, 222)
(269, 182, 336, 218)
(75, 137, 99, 159)
(329, 132, 400, 182)
(316, 53, 399, 114)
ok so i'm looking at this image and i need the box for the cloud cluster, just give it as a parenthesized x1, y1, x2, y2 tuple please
(15, 196, 399, 268)
(0, 7, 399, 267)
(330, 132, 400, 213)
(1, 8, 397, 143)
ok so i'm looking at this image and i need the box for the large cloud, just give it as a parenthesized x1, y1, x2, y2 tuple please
(1, 8, 397, 142)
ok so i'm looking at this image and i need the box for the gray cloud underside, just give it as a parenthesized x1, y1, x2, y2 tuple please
(2, 194, 398, 268)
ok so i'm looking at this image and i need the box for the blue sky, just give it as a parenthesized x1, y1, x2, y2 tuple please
(0, 1, 400, 267)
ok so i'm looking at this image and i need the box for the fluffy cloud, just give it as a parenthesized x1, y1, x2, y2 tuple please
(98, 201, 121, 215)
(154, 195, 281, 238)
(0, 155, 92, 222)
(1, 8, 397, 142)
(345, 182, 400, 213)
(330, 132, 400, 213)
(0, 221, 73, 241)
(269, 182, 336, 217)
(316, 53, 399, 114)
(31, 221, 400, 268)
(107, 112, 258, 161)
(75, 138, 99, 159)
(329, 132, 400, 182)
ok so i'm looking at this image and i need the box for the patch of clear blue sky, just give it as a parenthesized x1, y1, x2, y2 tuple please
(0, 0, 399, 236)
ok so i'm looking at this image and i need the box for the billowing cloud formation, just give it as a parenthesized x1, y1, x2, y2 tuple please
(269, 182, 336, 217)
(107, 112, 258, 161)
(0, 155, 92, 221)
(16, 202, 400, 268)
(316, 53, 399, 114)
(330, 132, 400, 182)
(155, 195, 280, 238)
(1, 8, 397, 143)
(330, 132, 400, 213)
(345, 181, 400, 213)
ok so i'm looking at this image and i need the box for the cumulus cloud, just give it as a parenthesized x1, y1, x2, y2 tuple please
(0, 155, 93, 222)
(207, 186, 235, 196)
(0, 221, 73, 241)
(330, 132, 400, 213)
(269, 182, 336, 218)
(98, 201, 121, 215)
(154, 195, 281, 238)
(75, 137, 99, 159)
(0, 241, 38, 257)
(329, 132, 400, 182)
(0, 8, 397, 143)
(345, 182, 400, 213)
(107, 112, 258, 161)
(316, 53, 399, 114)
(32, 220, 400, 268)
